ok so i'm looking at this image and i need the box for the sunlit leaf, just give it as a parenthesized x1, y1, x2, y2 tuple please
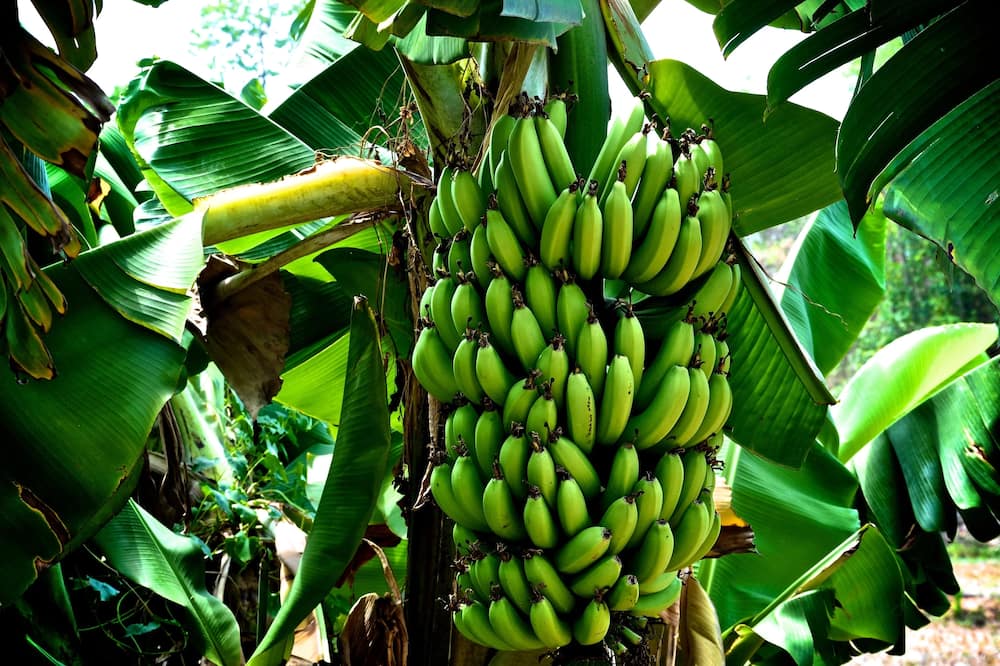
(712, 0, 801, 57)
(834, 323, 999, 462)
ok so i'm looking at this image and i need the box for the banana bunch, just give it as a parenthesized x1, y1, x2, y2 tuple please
(412, 93, 740, 655)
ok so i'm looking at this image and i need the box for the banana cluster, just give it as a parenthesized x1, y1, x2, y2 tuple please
(413, 93, 739, 654)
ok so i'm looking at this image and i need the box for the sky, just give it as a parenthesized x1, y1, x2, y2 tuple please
(18, 0, 855, 118)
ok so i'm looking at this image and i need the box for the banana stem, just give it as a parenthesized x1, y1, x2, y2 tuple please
(210, 216, 382, 303)
(198, 157, 419, 246)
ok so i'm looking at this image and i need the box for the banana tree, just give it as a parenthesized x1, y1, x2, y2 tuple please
(2, 0, 997, 664)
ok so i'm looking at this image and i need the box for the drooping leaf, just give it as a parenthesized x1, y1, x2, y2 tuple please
(637, 59, 841, 234)
(393, 13, 470, 64)
(712, 0, 802, 57)
(834, 322, 999, 462)
(250, 297, 391, 664)
(677, 576, 725, 666)
(778, 200, 887, 376)
(837, 0, 993, 223)
(882, 81, 1000, 309)
(765, 0, 950, 114)
(93, 501, 244, 666)
(288, 0, 361, 76)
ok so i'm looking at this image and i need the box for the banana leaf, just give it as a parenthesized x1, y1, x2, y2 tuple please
(93, 501, 244, 666)
(0, 215, 202, 603)
(250, 297, 391, 664)
(834, 322, 999, 462)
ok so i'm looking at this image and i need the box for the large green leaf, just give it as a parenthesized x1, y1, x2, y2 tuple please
(711, 0, 801, 57)
(117, 60, 316, 218)
(92, 501, 244, 666)
(287, 0, 360, 77)
(268, 46, 409, 152)
(837, 0, 993, 223)
(639, 60, 841, 234)
(834, 322, 998, 462)
(702, 441, 860, 632)
(778, 200, 887, 376)
(882, 82, 1000, 309)
(250, 296, 391, 664)
(0, 215, 201, 601)
(765, 0, 950, 113)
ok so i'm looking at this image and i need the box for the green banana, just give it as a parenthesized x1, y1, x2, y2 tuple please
(487, 115, 517, 180)
(613, 302, 646, 390)
(453, 523, 479, 557)
(655, 451, 686, 521)
(571, 180, 603, 280)
(475, 333, 517, 405)
(548, 433, 602, 499)
(526, 382, 558, 442)
(445, 403, 478, 460)
(431, 242, 449, 277)
(497, 546, 534, 615)
(494, 151, 539, 246)
(534, 334, 570, 410)
(576, 304, 609, 397)
(565, 367, 598, 454)
(699, 124, 724, 176)
(543, 97, 568, 138)
(450, 274, 485, 333)
(412, 324, 460, 404)
(631, 131, 674, 238)
(477, 144, 494, 194)
(588, 96, 645, 199)
(665, 499, 712, 570)
(523, 549, 576, 614)
(602, 441, 640, 509)
(595, 355, 636, 447)
(691, 180, 731, 280)
(629, 472, 665, 550)
(638, 569, 679, 594)
(573, 594, 611, 645)
(696, 506, 722, 562)
(556, 468, 593, 537)
(451, 451, 490, 530)
(570, 554, 623, 597)
(635, 318, 695, 409)
(539, 182, 580, 271)
(693, 330, 718, 380)
(556, 525, 613, 574)
(630, 518, 675, 583)
(484, 264, 516, 358)
(429, 274, 462, 351)
(428, 195, 448, 239)
(529, 590, 573, 648)
(606, 574, 640, 611)
(511, 286, 548, 374)
(603, 128, 648, 206)
(524, 256, 559, 337)
(688, 139, 711, 185)
(459, 599, 516, 650)
(600, 177, 634, 279)
(418, 282, 435, 321)
(687, 372, 732, 446)
(631, 575, 683, 617)
(508, 114, 558, 228)
(715, 335, 731, 376)
(622, 187, 682, 284)
(470, 548, 502, 602)
(598, 494, 639, 555)
(717, 261, 741, 317)
(452, 168, 487, 233)
(484, 207, 527, 282)
(488, 591, 545, 651)
(536, 112, 578, 191)
(524, 484, 560, 549)
(635, 212, 703, 297)
(526, 432, 558, 508)
(453, 330, 485, 404)
(663, 367, 711, 449)
(473, 402, 503, 479)
(672, 143, 701, 208)
(437, 165, 465, 236)
(623, 365, 691, 449)
(685, 259, 735, 324)
(431, 460, 489, 531)
(502, 373, 540, 431)
(447, 229, 473, 280)
(498, 423, 531, 501)
(483, 462, 528, 541)
(469, 221, 493, 289)
(556, 275, 588, 358)
(670, 450, 709, 526)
